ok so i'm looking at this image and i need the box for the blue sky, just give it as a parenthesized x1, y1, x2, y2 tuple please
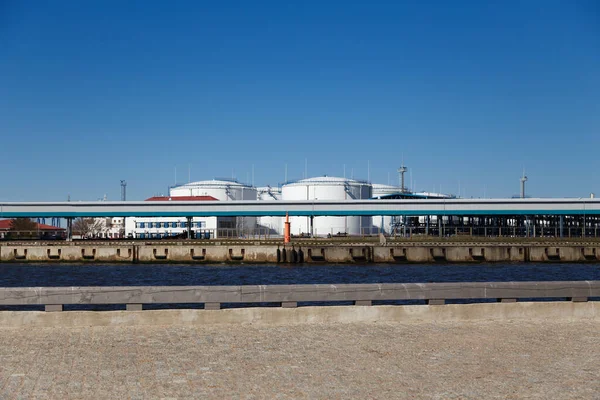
(1, 0, 598, 201)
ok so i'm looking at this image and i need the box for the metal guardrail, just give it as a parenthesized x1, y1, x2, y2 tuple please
(0, 281, 598, 311)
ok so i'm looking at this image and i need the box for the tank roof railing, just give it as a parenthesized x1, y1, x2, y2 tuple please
(280, 177, 370, 186)
(171, 178, 256, 189)
(211, 177, 242, 184)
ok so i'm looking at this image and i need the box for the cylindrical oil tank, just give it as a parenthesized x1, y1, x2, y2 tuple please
(371, 183, 402, 234)
(170, 179, 257, 234)
(170, 179, 257, 201)
(281, 176, 372, 237)
(256, 186, 283, 235)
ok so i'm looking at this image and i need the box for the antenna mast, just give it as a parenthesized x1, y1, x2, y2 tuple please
(120, 180, 127, 201)
(397, 163, 408, 193)
(520, 170, 528, 198)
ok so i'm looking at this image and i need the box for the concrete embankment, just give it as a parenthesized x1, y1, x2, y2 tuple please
(0, 302, 598, 328)
(1, 239, 600, 263)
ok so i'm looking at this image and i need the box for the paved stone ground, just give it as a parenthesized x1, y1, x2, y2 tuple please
(0, 319, 598, 399)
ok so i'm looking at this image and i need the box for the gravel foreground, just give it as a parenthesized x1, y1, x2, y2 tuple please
(0, 319, 599, 399)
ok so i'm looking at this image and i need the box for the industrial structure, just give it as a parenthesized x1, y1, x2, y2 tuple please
(256, 186, 283, 235)
(520, 172, 528, 199)
(169, 179, 257, 237)
(281, 176, 372, 237)
(2, 197, 600, 239)
(2, 169, 599, 241)
(371, 183, 402, 234)
(123, 179, 260, 239)
(124, 196, 217, 239)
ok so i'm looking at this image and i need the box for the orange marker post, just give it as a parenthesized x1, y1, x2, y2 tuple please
(284, 212, 291, 243)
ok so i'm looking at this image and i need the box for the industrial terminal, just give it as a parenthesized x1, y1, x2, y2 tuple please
(1, 164, 600, 263)
(1, 163, 599, 243)
(123, 164, 455, 240)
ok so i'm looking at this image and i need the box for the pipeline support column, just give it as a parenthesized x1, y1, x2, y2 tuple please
(186, 216, 192, 239)
(66, 217, 73, 241)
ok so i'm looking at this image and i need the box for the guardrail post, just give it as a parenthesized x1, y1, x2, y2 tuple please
(205, 302, 220, 310)
(427, 299, 445, 305)
(45, 305, 63, 312)
(126, 304, 143, 311)
(569, 297, 588, 302)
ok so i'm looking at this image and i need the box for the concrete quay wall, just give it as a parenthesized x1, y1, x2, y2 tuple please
(1, 241, 599, 263)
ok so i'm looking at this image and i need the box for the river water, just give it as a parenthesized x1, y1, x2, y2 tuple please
(1, 263, 599, 286)
(1, 263, 597, 310)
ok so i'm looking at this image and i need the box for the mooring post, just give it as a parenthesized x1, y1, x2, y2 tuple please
(284, 213, 291, 243)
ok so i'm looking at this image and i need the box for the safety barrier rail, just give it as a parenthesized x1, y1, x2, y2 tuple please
(0, 281, 598, 311)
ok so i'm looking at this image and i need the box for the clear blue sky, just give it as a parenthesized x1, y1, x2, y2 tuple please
(1, 0, 598, 201)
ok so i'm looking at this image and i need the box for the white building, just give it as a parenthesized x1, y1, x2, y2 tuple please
(105, 217, 125, 238)
(125, 179, 261, 239)
(124, 195, 218, 239)
(73, 217, 125, 239)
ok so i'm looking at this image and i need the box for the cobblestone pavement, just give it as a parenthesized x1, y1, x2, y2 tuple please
(0, 319, 599, 399)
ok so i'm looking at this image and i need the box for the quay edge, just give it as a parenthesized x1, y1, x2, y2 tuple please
(1, 240, 600, 263)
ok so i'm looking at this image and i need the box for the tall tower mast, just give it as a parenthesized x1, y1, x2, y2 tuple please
(120, 180, 127, 201)
(398, 164, 408, 193)
(520, 171, 527, 199)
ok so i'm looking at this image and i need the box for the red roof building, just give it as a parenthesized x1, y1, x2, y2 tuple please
(0, 219, 65, 239)
(0, 220, 65, 232)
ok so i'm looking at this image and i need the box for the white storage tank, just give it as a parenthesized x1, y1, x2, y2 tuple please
(371, 183, 402, 234)
(256, 186, 283, 235)
(281, 176, 372, 237)
(170, 179, 257, 201)
(170, 179, 257, 234)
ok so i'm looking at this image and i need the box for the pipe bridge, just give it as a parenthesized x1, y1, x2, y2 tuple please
(1, 198, 600, 218)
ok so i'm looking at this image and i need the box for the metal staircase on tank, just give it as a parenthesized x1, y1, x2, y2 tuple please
(343, 181, 357, 199)
(266, 186, 278, 200)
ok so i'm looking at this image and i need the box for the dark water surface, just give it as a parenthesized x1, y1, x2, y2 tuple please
(1, 263, 599, 287)
(1, 263, 598, 310)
